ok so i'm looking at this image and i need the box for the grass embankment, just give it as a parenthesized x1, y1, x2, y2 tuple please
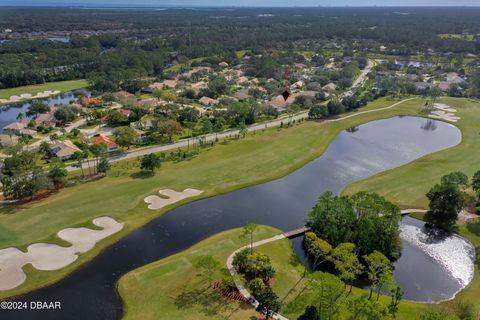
(118, 225, 428, 320)
(118, 225, 305, 320)
(0, 96, 457, 298)
(0, 79, 89, 102)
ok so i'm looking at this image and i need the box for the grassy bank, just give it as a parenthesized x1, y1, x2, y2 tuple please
(0, 96, 461, 298)
(0, 79, 89, 101)
(118, 225, 305, 320)
(118, 225, 430, 320)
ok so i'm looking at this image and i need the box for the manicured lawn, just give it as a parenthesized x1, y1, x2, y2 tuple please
(0, 96, 471, 298)
(0, 79, 89, 100)
(118, 225, 294, 320)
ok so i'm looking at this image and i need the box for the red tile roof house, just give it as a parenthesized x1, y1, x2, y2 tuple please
(91, 134, 119, 152)
(80, 97, 103, 108)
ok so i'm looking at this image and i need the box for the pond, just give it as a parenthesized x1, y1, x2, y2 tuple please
(3, 116, 473, 319)
(0, 89, 91, 131)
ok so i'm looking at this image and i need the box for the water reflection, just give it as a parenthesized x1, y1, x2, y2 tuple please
(421, 119, 438, 131)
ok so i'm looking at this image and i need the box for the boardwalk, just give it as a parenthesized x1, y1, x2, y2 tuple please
(283, 226, 309, 238)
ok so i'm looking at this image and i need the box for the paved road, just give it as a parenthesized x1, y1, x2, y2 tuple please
(66, 60, 376, 172)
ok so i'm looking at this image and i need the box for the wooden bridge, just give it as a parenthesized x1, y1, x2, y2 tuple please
(283, 226, 310, 238)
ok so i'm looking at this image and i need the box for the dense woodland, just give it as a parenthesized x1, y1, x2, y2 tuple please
(1, 7, 480, 89)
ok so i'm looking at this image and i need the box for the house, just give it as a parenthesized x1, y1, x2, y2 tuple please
(34, 112, 56, 127)
(294, 63, 307, 69)
(445, 72, 466, 85)
(131, 119, 154, 131)
(237, 76, 249, 84)
(322, 83, 337, 93)
(132, 128, 148, 144)
(439, 82, 453, 91)
(235, 90, 251, 100)
(91, 134, 118, 152)
(118, 109, 131, 117)
(0, 134, 19, 147)
(219, 61, 229, 68)
(191, 82, 208, 94)
(291, 80, 304, 90)
(49, 140, 81, 160)
(415, 82, 434, 92)
(269, 94, 296, 112)
(199, 96, 219, 106)
(80, 97, 102, 108)
(3, 122, 27, 134)
(296, 91, 317, 98)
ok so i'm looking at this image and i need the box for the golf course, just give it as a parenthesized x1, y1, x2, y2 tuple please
(0, 97, 479, 319)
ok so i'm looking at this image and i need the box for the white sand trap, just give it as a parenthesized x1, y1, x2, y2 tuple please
(0, 90, 63, 105)
(0, 216, 123, 291)
(429, 103, 460, 122)
(144, 188, 203, 210)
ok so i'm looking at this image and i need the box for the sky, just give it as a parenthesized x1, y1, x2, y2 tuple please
(1, 0, 480, 7)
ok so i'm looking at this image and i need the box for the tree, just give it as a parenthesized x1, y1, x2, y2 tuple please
(247, 278, 265, 296)
(304, 232, 332, 270)
(348, 295, 392, 320)
(106, 110, 129, 127)
(306, 192, 402, 260)
(441, 171, 469, 188)
(428, 86, 442, 106)
(97, 156, 111, 174)
(472, 170, 480, 195)
(426, 181, 465, 228)
(298, 306, 320, 320)
(363, 251, 393, 300)
(194, 255, 219, 287)
(72, 151, 86, 178)
(213, 117, 227, 141)
(308, 271, 345, 320)
(155, 119, 183, 141)
(113, 126, 138, 149)
(140, 153, 162, 174)
(48, 161, 68, 188)
(27, 102, 50, 117)
(255, 287, 281, 319)
(241, 223, 258, 254)
(54, 107, 77, 125)
(238, 122, 248, 138)
(327, 99, 345, 115)
(161, 90, 176, 102)
(330, 242, 363, 295)
(90, 143, 108, 175)
(308, 104, 329, 119)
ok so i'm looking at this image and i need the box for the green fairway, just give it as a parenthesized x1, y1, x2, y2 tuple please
(118, 225, 305, 320)
(0, 96, 476, 298)
(0, 79, 89, 102)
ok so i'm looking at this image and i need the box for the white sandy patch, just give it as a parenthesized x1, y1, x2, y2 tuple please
(144, 188, 203, 210)
(0, 90, 63, 105)
(0, 216, 123, 291)
(428, 103, 460, 122)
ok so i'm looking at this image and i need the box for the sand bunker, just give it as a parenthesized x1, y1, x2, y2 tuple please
(429, 103, 460, 122)
(0, 217, 123, 291)
(144, 188, 203, 210)
(0, 90, 61, 105)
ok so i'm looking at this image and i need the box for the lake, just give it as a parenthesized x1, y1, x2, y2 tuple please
(2, 116, 473, 319)
(0, 90, 91, 131)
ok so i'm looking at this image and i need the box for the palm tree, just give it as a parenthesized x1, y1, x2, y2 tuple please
(16, 112, 25, 121)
